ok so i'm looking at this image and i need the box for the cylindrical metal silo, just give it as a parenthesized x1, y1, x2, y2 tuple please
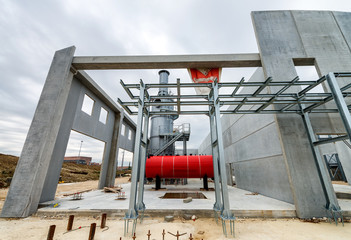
(149, 70, 178, 155)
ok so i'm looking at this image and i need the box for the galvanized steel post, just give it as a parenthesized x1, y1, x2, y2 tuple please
(125, 80, 145, 219)
(211, 81, 233, 219)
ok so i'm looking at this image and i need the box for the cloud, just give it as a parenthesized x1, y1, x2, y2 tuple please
(1, 0, 350, 158)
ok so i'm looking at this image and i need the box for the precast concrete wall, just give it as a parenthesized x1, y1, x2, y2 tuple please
(1, 47, 136, 217)
(199, 68, 294, 203)
(199, 10, 351, 218)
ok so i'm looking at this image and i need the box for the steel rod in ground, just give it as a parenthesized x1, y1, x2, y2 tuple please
(67, 215, 74, 231)
(162, 229, 166, 240)
(47, 225, 56, 240)
(101, 213, 107, 228)
(88, 223, 96, 240)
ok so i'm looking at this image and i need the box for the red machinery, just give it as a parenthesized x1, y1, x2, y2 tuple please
(145, 155, 214, 179)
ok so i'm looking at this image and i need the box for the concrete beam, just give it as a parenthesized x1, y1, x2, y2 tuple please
(72, 53, 262, 70)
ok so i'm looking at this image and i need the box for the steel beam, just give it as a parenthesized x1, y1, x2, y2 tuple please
(313, 135, 348, 146)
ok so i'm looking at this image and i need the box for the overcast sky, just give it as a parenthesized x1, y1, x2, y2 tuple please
(1, 0, 350, 163)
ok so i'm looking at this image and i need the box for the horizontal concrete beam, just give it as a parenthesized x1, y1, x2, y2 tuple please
(72, 53, 262, 70)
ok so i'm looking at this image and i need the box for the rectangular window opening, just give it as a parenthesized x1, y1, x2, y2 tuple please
(128, 129, 132, 140)
(81, 94, 95, 116)
(99, 107, 108, 124)
(121, 124, 126, 136)
(294, 65, 324, 93)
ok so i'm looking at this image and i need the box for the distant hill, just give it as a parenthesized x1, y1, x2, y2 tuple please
(0, 153, 102, 188)
(0, 154, 18, 188)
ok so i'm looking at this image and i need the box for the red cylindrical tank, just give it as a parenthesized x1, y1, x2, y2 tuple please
(145, 155, 214, 179)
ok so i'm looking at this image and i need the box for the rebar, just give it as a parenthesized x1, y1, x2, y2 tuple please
(101, 213, 107, 228)
(88, 223, 96, 240)
(47, 225, 56, 240)
(67, 215, 74, 231)
(162, 229, 166, 240)
(168, 231, 187, 240)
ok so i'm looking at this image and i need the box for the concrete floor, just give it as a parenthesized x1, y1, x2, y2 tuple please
(37, 180, 351, 218)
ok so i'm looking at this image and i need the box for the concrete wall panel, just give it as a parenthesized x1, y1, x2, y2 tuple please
(333, 11, 351, 52)
(251, 11, 339, 218)
(234, 155, 293, 203)
(231, 122, 283, 162)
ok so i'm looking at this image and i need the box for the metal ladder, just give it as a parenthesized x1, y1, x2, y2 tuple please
(154, 132, 184, 156)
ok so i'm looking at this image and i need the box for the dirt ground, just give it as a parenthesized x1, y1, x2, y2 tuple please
(0, 178, 350, 239)
(0, 215, 350, 239)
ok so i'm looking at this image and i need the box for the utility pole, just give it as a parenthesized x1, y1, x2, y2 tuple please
(78, 140, 83, 157)
(121, 150, 125, 169)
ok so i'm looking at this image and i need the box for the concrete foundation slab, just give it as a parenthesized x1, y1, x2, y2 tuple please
(37, 179, 296, 218)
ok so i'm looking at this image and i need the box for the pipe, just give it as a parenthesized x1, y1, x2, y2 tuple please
(158, 70, 170, 96)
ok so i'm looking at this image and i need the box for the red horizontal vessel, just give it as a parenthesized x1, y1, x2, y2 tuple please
(145, 155, 214, 179)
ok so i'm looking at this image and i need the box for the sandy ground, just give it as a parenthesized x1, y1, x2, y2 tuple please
(0, 216, 350, 239)
(0, 178, 351, 239)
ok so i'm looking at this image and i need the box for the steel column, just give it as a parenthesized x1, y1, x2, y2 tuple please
(183, 138, 187, 155)
(211, 81, 234, 219)
(208, 100, 222, 212)
(136, 107, 150, 212)
(326, 72, 351, 139)
(125, 80, 145, 219)
(299, 104, 340, 213)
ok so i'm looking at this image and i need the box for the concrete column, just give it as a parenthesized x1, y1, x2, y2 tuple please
(39, 78, 81, 202)
(252, 11, 330, 218)
(101, 112, 124, 188)
(1, 46, 76, 217)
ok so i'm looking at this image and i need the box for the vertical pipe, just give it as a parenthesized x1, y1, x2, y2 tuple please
(67, 215, 74, 231)
(47, 225, 56, 240)
(88, 223, 96, 240)
(158, 70, 170, 96)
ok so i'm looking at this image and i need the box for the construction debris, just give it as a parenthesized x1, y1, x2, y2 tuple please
(63, 189, 92, 197)
(103, 186, 122, 193)
(164, 216, 174, 222)
(116, 192, 127, 200)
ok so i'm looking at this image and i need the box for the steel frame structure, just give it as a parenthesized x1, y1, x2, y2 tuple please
(119, 72, 351, 236)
